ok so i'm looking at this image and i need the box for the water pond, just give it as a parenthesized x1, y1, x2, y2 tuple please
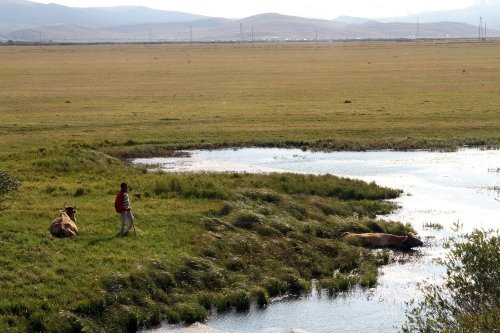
(137, 148, 499, 333)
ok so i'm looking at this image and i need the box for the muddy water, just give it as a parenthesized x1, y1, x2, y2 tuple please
(136, 149, 499, 333)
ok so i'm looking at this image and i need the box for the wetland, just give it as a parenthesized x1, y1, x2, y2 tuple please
(137, 148, 500, 332)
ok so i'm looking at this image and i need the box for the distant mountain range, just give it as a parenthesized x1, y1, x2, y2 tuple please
(0, 0, 206, 32)
(380, 1, 500, 31)
(1, 0, 499, 43)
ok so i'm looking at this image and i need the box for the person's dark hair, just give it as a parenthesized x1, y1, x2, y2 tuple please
(120, 183, 128, 189)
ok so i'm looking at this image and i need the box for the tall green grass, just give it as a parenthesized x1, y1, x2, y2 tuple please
(0, 148, 413, 332)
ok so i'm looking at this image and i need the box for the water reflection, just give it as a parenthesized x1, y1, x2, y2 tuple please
(136, 149, 499, 333)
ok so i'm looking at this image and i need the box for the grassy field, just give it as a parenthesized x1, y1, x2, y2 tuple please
(1, 41, 499, 154)
(0, 41, 499, 332)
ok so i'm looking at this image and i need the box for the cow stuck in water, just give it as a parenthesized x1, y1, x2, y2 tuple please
(343, 232, 423, 250)
(49, 204, 78, 238)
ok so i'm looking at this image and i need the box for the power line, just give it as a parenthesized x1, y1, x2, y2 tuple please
(315, 26, 318, 48)
(416, 17, 420, 40)
(478, 17, 483, 40)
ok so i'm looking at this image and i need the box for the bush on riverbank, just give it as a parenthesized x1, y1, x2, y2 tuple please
(402, 229, 499, 333)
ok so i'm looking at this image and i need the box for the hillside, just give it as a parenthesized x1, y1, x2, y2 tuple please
(3, 13, 498, 43)
(381, 1, 500, 31)
(0, 0, 207, 33)
(1, 1, 500, 42)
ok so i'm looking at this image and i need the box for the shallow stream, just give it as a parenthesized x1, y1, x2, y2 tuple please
(137, 148, 499, 333)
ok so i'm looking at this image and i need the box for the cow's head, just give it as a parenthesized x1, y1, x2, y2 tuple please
(401, 232, 423, 249)
(63, 203, 77, 222)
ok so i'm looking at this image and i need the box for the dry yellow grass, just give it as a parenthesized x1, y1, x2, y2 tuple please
(0, 41, 499, 154)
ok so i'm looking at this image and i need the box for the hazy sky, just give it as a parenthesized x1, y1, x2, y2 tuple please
(31, 0, 483, 19)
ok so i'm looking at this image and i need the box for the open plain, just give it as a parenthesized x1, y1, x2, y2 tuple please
(1, 41, 500, 154)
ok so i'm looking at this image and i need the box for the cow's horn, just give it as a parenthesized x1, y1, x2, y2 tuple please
(64, 202, 68, 208)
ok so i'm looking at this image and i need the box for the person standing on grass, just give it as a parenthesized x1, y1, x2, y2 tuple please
(115, 182, 134, 235)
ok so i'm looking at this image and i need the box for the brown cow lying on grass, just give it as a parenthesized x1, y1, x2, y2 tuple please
(49, 204, 78, 238)
(343, 232, 423, 250)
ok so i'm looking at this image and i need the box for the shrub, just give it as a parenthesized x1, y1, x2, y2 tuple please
(358, 261, 378, 288)
(233, 210, 262, 229)
(102, 273, 131, 293)
(365, 220, 385, 233)
(166, 308, 181, 324)
(202, 218, 228, 232)
(146, 304, 164, 327)
(178, 303, 208, 324)
(0, 171, 19, 210)
(359, 272, 377, 288)
(213, 293, 233, 313)
(231, 290, 251, 312)
(265, 278, 288, 297)
(74, 298, 106, 316)
(286, 274, 310, 294)
(128, 271, 152, 293)
(201, 269, 225, 290)
(124, 308, 140, 332)
(246, 190, 281, 203)
(174, 266, 202, 288)
(73, 187, 86, 197)
(254, 288, 270, 308)
(316, 200, 351, 217)
(152, 271, 176, 291)
(402, 230, 499, 333)
(201, 247, 219, 259)
(152, 179, 181, 197)
(320, 274, 358, 295)
(198, 292, 215, 310)
(219, 202, 232, 216)
(316, 239, 340, 256)
(226, 257, 245, 271)
(27, 311, 45, 332)
(272, 221, 295, 235)
(374, 251, 390, 265)
(255, 224, 282, 237)
(377, 220, 414, 235)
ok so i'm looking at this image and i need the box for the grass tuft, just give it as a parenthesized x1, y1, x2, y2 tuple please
(233, 210, 262, 229)
(178, 303, 209, 324)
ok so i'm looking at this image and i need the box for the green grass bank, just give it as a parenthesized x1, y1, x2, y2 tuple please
(0, 148, 411, 332)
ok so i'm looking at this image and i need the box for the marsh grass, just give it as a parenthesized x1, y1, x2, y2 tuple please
(0, 147, 416, 331)
(423, 222, 444, 230)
